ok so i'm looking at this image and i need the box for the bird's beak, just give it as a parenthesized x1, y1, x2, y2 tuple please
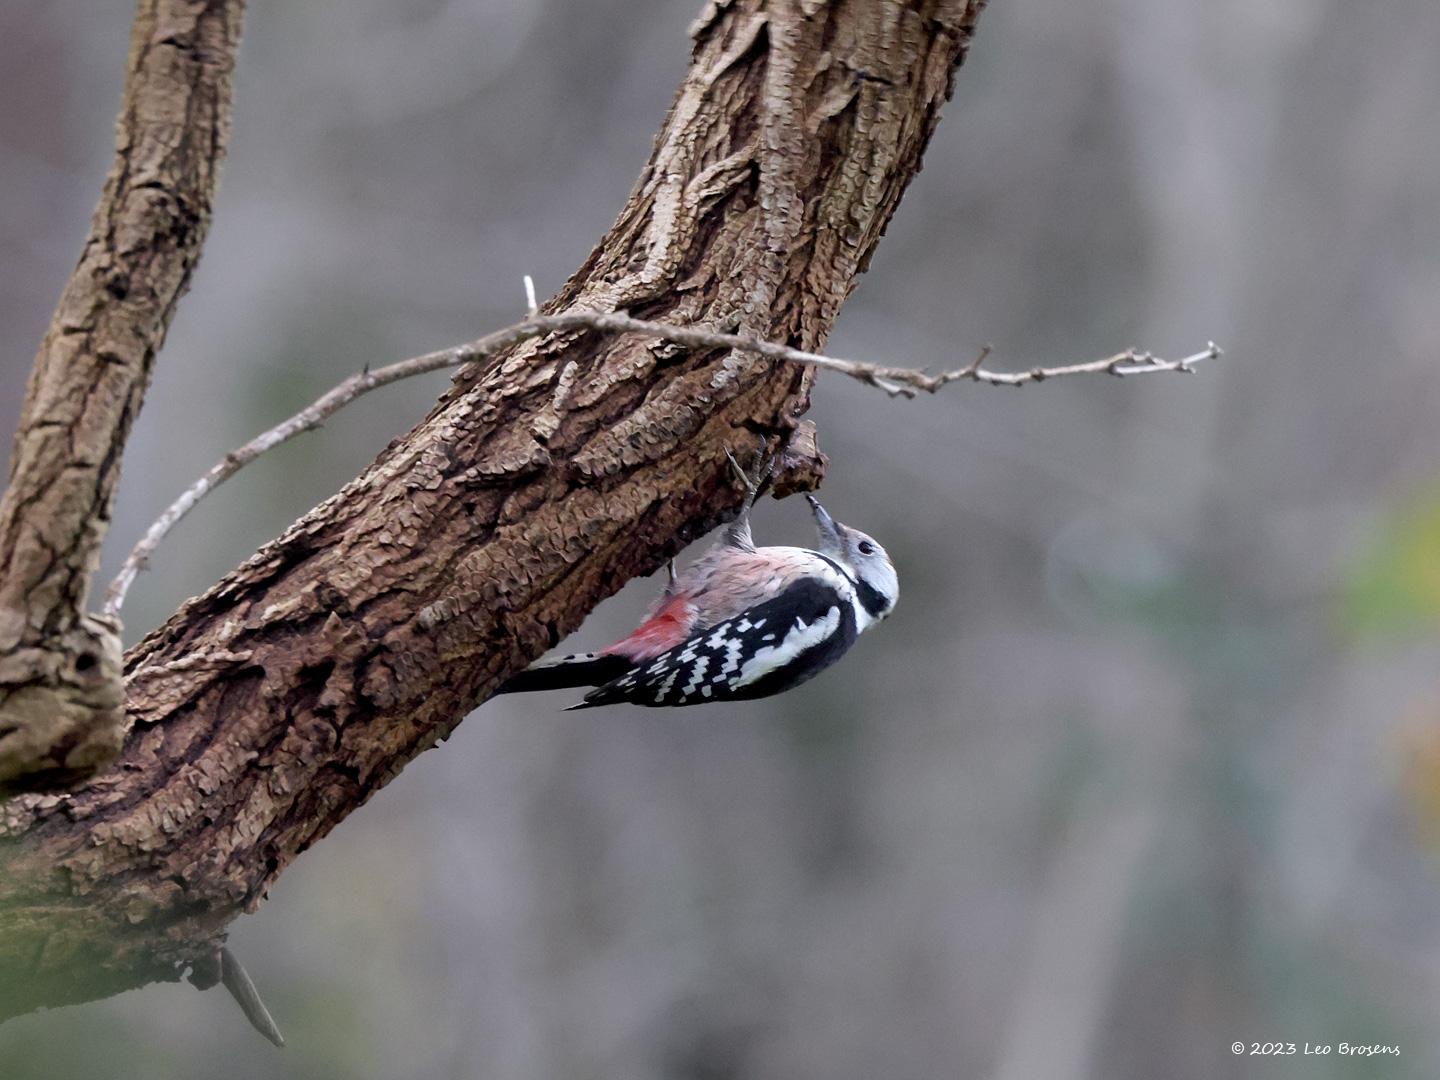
(806, 494, 843, 557)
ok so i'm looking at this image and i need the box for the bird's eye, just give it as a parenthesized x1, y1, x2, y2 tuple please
(857, 541, 875, 556)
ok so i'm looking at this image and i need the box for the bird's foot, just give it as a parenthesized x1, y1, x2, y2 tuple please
(723, 441, 773, 513)
(720, 440, 773, 550)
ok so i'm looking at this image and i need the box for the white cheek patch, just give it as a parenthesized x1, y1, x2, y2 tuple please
(849, 594, 874, 633)
(735, 607, 841, 688)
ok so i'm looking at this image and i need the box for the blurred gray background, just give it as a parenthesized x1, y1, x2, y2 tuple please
(4, 1, 1440, 1078)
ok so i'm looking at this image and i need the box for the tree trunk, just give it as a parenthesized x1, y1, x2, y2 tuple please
(0, 0, 244, 794)
(0, 0, 987, 1020)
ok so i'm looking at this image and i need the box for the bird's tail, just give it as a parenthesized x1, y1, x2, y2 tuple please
(495, 652, 632, 695)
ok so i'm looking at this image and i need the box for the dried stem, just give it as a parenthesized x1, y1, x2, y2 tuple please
(103, 310, 1221, 617)
(219, 947, 285, 1048)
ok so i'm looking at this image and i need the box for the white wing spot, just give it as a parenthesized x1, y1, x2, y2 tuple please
(683, 655, 711, 698)
(734, 607, 842, 688)
(720, 635, 744, 678)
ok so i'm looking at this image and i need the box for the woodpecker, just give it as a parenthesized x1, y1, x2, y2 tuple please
(496, 456, 899, 710)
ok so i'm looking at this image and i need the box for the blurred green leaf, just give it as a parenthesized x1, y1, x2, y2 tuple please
(1342, 487, 1440, 639)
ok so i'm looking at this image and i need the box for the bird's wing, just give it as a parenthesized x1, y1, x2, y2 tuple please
(602, 547, 801, 662)
(603, 547, 850, 664)
(570, 576, 858, 709)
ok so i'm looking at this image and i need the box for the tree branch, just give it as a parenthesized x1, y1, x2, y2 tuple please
(104, 309, 1220, 618)
(0, 0, 244, 794)
(0, 0, 1009, 1021)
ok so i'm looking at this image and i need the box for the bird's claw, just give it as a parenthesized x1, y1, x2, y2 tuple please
(724, 441, 773, 510)
(720, 440, 773, 551)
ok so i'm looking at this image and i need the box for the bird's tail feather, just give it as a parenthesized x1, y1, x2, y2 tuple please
(495, 652, 632, 695)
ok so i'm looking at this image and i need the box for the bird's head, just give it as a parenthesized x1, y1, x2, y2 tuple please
(806, 495, 899, 628)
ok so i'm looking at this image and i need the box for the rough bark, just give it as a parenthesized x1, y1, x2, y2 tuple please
(0, 0, 987, 1020)
(0, 0, 244, 794)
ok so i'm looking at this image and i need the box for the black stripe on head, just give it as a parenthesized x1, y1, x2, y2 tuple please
(815, 552, 889, 620)
(855, 577, 891, 619)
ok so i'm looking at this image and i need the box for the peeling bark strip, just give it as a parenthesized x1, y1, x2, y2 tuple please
(0, 0, 987, 1020)
(0, 0, 245, 793)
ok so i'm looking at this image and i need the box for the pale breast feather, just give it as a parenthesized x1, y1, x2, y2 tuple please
(570, 577, 860, 709)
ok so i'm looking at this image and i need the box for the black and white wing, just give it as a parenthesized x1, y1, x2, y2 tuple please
(568, 578, 859, 709)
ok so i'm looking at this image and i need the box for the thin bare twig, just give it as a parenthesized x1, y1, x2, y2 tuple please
(103, 309, 1222, 616)
(954, 341, 1223, 386)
